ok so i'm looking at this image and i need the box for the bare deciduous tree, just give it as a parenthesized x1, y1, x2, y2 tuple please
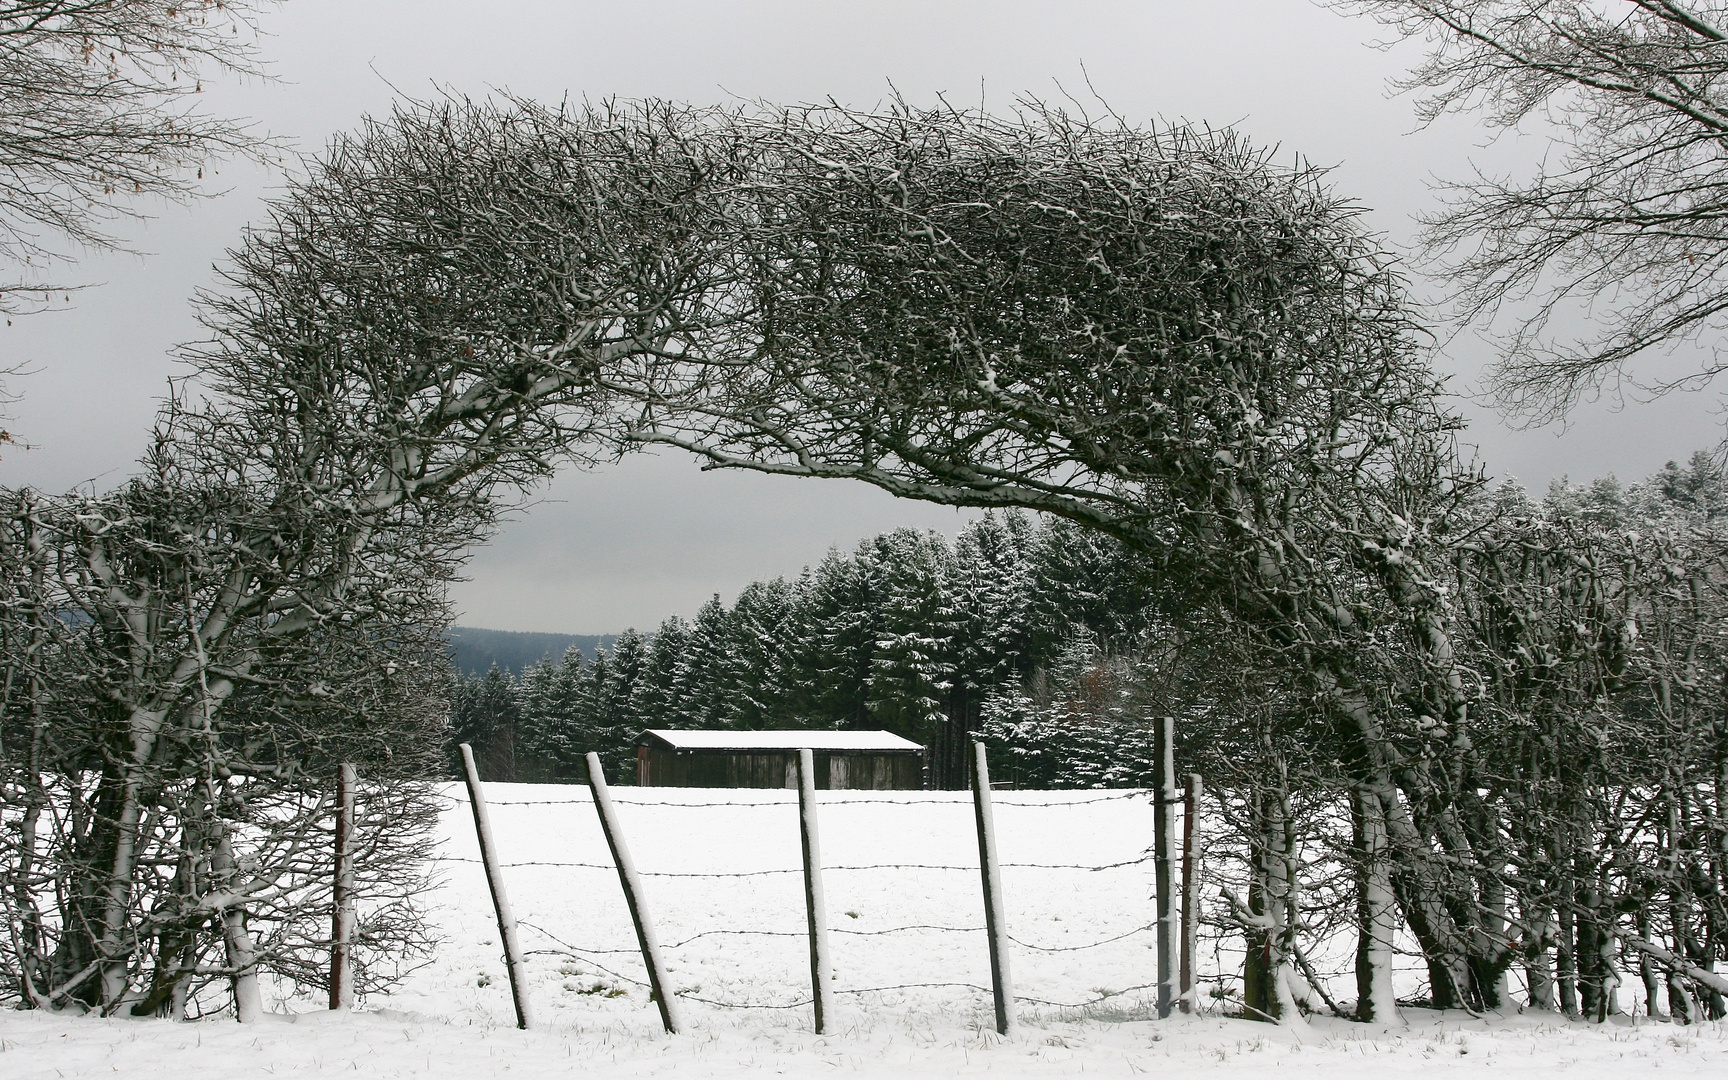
(614, 99, 1492, 1016)
(0, 96, 738, 1016)
(0, 0, 276, 314)
(1331, 1, 1728, 420)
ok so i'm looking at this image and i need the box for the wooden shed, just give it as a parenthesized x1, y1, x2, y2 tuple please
(634, 729, 925, 789)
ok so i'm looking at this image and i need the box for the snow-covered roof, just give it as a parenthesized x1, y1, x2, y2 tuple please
(638, 729, 924, 753)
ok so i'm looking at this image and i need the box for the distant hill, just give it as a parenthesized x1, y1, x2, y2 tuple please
(447, 626, 618, 677)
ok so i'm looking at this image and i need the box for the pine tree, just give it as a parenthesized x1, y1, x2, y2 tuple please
(786, 547, 881, 731)
(449, 664, 525, 782)
(517, 647, 589, 781)
(638, 615, 693, 729)
(679, 595, 735, 727)
(723, 577, 797, 728)
(1025, 517, 1160, 660)
(977, 627, 1164, 789)
(946, 512, 1039, 778)
(574, 630, 651, 784)
(1649, 451, 1728, 520)
(867, 529, 960, 784)
(603, 627, 651, 737)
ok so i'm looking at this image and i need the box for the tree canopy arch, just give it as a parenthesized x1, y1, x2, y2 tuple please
(2, 94, 1524, 1020)
(195, 95, 1496, 1015)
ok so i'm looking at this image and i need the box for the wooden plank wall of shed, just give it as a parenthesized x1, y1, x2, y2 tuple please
(638, 749, 923, 789)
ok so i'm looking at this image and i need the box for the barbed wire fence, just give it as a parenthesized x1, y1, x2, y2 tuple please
(402, 741, 1309, 1034)
(306, 753, 1617, 1030)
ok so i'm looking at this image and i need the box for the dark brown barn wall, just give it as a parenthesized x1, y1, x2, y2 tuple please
(636, 746, 923, 789)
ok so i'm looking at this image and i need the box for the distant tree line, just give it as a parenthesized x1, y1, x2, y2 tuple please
(446, 626, 617, 678)
(448, 510, 1164, 788)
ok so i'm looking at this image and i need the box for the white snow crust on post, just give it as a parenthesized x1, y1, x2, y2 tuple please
(330, 762, 357, 1010)
(586, 752, 682, 1035)
(970, 741, 1015, 1035)
(795, 748, 834, 1033)
(459, 743, 533, 1030)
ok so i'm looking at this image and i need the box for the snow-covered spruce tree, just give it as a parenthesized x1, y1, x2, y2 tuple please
(634, 615, 693, 735)
(0, 97, 741, 1016)
(863, 529, 963, 784)
(717, 578, 797, 730)
(782, 546, 882, 733)
(517, 647, 592, 783)
(977, 627, 1162, 790)
(448, 665, 530, 782)
(680, 595, 737, 729)
(949, 512, 1038, 689)
(590, 629, 652, 781)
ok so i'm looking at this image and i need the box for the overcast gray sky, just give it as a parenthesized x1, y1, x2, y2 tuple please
(3, 1, 1724, 634)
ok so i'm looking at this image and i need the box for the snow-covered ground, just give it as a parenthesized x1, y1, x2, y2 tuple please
(4, 783, 1725, 1077)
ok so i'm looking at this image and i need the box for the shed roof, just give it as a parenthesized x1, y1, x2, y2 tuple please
(637, 729, 924, 754)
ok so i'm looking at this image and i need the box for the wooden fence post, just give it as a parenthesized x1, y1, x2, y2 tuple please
(795, 748, 833, 1033)
(459, 743, 533, 1030)
(330, 762, 356, 1010)
(586, 752, 681, 1034)
(971, 740, 1015, 1035)
(1153, 716, 1178, 1018)
(1181, 772, 1202, 1014)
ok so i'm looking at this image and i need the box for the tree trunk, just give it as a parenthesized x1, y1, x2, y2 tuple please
(1523, 902, 1556, 1011)
(212, 826, 261, 1023)
(1244, 776, 1300, 1024)
(1472, 866, 1511, 1010)
(1556, 886, 1580, 1017)
(1639, 908, 1663, 1018)
(130, 833, 198, 1018)
(1323, 675, 1474, 1004)
(1352, 787, 1401, 1024)
(1576, 882, 1620, 1022)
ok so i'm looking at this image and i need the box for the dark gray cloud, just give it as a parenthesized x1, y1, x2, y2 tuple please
(3, 1, 1721, 632)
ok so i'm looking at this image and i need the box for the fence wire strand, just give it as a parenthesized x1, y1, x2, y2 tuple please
(432, 789, 1155, 809)
(437, 781, 1197, 1018)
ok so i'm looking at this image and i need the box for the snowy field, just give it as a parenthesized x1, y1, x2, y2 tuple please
(3, 782, 1726, 1077)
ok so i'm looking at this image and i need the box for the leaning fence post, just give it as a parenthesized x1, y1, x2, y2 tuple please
(971, 740, 1015, 1035)
(459, 743, 533, 1030)
(1180, 772, 1202, 1014)
(586, 752, 681, 1034)
(795, 748, 834, 1033)
(330, 762, 357, 1010)
(1153, 715, 1177, 1019)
